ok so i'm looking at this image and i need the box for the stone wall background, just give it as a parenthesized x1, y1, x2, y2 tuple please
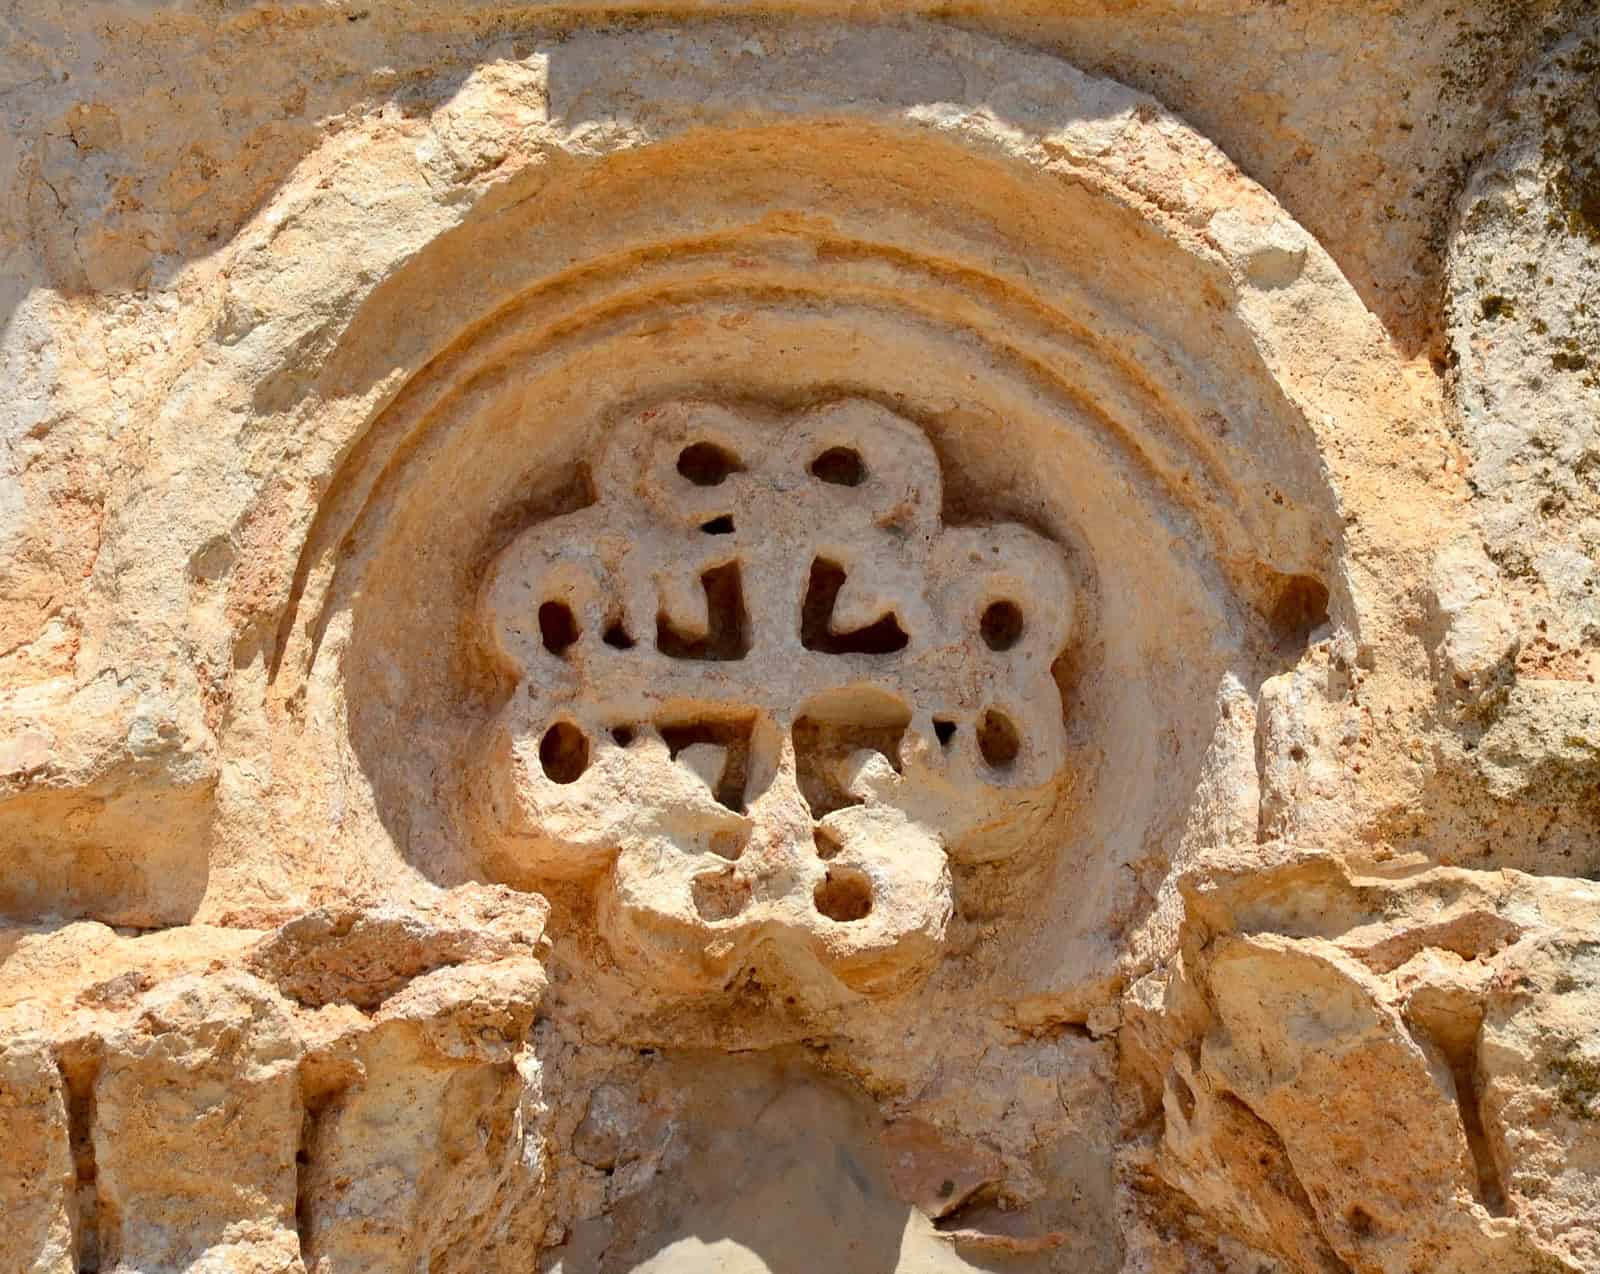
(0, 4, 1597, 1272)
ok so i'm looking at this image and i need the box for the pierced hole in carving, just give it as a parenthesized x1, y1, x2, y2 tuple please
(603, 620, 635, 650)
(977, 709, 1020, 770)
(1346, 1206, 1377, 1239)
(933, 718, 957, 747)
(659, 714, 756, 813)
(700, 515, 735, 535)
(677, 441, 742, 486)
(691, 868, 750, 922)
(800, 558, 909, 655)
(813, 826, 843, 860)
(811, 446, 865, 487)
(814, 868, 872, 922)
(794, 687, 910, 819)
(538, 600, 580, 655)
(610, 725, 636, 748)
(539, 721, 589, 784)
(980, 600, 1024, 651)
(657, 562, 751, 661)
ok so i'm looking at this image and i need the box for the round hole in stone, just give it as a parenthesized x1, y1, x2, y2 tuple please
(932, 718, 957, 747)
(610, 725, 636, 748)
(810, 447, 865, 486)
(602, 620, 635, 650)
(677, 441, 741, 486)
(814, 868, 872, 922)
(977, 709, 1020, 770)
(699, 515, 735, 535)
(980, 600, 1024, 651)
(813, 825, 843, 860)
(692, 868, 750, 921)
(539, 721, 589, 784)
(538, 600, 580, 655)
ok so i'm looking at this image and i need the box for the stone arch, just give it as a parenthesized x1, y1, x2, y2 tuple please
(206, 22, 1424, 1005)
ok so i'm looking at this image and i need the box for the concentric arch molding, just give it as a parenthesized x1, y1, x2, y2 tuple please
(204, 21, 1429, 1002)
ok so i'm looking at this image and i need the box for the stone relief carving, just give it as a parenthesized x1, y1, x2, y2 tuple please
(473, 398, 1074, 994)
(10, 12, 1600, 1272)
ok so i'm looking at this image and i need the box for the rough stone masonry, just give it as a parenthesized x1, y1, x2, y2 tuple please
(1, 4, 1598, 1272)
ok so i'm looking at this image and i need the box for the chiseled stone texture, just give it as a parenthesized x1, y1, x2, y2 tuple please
(0, 7, 1597, 1274)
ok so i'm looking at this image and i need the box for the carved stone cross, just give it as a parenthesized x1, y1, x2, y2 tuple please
(474, 399, 1074, 995)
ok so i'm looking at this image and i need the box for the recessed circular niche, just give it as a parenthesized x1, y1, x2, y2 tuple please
(316, 256, 1338, 999)
(277, 48, 1347, 1005)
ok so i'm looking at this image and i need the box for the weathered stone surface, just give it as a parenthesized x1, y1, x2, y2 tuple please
(93, 973, 305, 1274)
(1, 6, 1598, 1272)
(1122, 856, 1600, 1272)
(0, 1015, 75, 1274)
(299, 1024, 547, 1273)
(1480, 932, 1600, 1273)
(250, 885, 548, 1010)
(475, 397, 1073, 995)
(0, 896, 550, 1274)
(1446, 15, 1600, 669)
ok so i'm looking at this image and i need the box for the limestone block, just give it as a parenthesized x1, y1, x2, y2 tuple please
(0, 893, 553, 1274)
(1200, 935, 1512, 1272)
(1141, 857, 1600, 1273)
(93, 973, 305, 1274)
(0, 674, 215, 926)
(249, 885, 548, 1011)
(0, 1016, 75, 1274)
(299, 1027, 547, 1274)
(1480, 933, 1600, 1273)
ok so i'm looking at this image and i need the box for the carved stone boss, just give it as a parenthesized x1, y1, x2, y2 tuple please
(474, 399, 1074, 994)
